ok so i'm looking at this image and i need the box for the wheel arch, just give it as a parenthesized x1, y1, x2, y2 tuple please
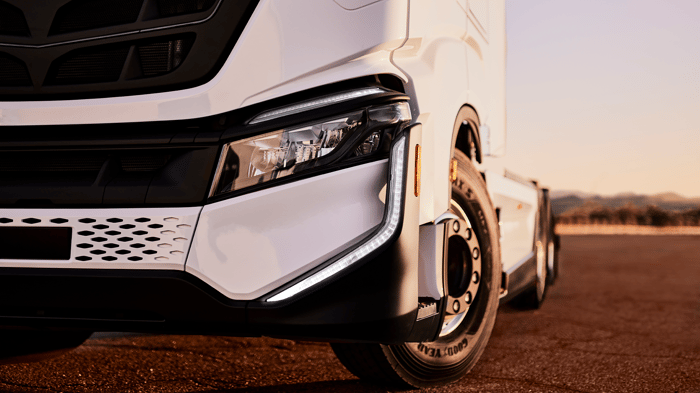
(450, 105, 482, 164)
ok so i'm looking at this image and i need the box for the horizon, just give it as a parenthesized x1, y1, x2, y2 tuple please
(551, 189, 700, 199)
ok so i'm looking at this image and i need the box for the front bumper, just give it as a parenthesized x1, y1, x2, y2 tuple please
(0, 125, 433, 343)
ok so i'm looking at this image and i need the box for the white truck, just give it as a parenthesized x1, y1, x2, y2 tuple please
(0, 0, 558, 387)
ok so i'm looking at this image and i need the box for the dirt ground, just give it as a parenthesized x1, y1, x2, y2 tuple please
(0, 235, 699, 392)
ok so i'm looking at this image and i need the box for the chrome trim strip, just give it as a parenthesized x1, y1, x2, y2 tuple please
(0, 0, 224, 49)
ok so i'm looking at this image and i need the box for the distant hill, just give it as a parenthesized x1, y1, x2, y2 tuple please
(551, 191, 700, 216)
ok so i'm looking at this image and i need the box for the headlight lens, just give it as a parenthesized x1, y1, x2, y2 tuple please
(209, 101, 411, 197)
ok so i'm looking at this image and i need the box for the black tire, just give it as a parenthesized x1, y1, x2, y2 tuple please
(545, 195, 559, 286)
(0, 330, 92, 365)
(331, 150, 502, 388)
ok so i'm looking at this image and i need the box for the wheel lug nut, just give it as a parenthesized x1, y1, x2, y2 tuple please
(472, 272, 479, 283)
(452, 300, 460, 313)
(472, 247, 480, 260)
(466, 291, 472, 304)
(452, 221, 460, 232)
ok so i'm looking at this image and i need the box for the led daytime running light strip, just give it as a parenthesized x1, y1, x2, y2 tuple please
(249, 88, 386, 125)
(266, 135, 407, 302)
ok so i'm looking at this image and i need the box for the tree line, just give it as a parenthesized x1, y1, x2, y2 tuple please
(556, 203, 700, 227)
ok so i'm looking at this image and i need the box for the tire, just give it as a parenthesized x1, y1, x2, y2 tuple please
(0, 330, 92, 365)
(545, 196, 559, 286)
(331, 149, 502, 388)
(511, 191, 549, 309)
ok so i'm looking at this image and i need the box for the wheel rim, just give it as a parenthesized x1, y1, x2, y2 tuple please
(439, 200, 482, 337)
(398, 194, 491, 369)
(547, 240, 555, 274)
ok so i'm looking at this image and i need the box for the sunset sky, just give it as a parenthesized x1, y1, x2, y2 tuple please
(503, 0, 700, 197)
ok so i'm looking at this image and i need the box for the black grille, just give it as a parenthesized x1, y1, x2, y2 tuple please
(0, 152, 171, 173)
(120, 155, 171, 172)
(50, 0, 144, 35)
(138, 37, 194, 77)
(49, 46, 130, 85)
(0, 1, 30, 37)
(0, 54, 32, 87)
(45, 35, 195, 85)
(157, 0, 217, 17)
(0, 0, 258, 100)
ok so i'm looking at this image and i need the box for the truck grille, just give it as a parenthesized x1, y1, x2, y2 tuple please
(0, 152, 171, 173)
(0, 54, 32, 87)
(50, 0, 144, 36)
(50, 46, 131, 85)
(157, 0, 217, 17)
(0, 1, 30, 37)
(137, 37, 195, 77)
(40, 34, 195, 86)
(0, 0, 258, 100)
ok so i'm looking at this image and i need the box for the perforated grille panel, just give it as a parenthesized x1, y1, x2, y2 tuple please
(0, 207, 200, 268)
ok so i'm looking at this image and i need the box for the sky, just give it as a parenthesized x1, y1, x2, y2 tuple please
(502, 0, 700, 197)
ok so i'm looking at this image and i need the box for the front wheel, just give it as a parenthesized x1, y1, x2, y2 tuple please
(0, 330, 92, 365)
(331, 150, 502, 388)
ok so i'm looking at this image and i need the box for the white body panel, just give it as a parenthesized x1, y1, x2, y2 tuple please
(186, 161, 388, 300)
(484, 171, 538, 272)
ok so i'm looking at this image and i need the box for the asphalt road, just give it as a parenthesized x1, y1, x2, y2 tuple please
(0, 235, 699, 392)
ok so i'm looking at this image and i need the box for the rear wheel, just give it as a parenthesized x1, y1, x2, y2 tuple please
(511, 192, 550, 309)
(331, 150, 501, 388)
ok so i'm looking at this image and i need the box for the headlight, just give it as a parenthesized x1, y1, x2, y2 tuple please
(209, 101, 411, 198)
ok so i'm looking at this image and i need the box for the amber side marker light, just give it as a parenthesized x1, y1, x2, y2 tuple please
(415, 144, 421, 197)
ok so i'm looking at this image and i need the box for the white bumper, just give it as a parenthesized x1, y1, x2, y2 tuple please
(187, 160, 387, 300)
(0, 161, 388, 300)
